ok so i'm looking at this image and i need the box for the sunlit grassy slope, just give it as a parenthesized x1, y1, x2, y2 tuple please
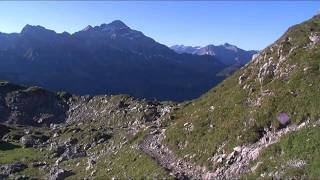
(164, 14, 320, 175)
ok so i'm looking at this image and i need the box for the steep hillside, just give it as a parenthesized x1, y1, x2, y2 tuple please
(0, 21, 226, 102)
(163, 14, 320, 178)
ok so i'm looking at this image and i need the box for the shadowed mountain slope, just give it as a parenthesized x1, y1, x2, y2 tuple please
(0, 20, 227, 102)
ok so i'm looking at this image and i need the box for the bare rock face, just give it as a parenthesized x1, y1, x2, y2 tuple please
(258, 58, 276, 84)
(309, 32, 320, 46)
(1, 85, 68, 125)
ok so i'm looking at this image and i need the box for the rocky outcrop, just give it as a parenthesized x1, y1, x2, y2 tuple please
(0, 82, 174, 127)
(0, 84, 68, 125)
(67, 95, 174, 127)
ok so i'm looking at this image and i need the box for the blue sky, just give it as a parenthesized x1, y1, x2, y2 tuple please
(0, 1, 318, 50)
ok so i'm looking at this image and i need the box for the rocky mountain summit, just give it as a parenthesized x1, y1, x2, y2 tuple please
(1, 14, 320, 179)
(0, 20, 227, 102)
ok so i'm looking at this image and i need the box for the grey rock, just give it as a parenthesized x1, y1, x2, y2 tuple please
(0, 162, 27, 176)
(20, 135, 36, 148)
(31, 161, 48, 168)
(49, 168, 73, 180)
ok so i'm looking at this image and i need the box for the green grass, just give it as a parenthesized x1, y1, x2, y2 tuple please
(95, 147, 171, 179)
(63, 146, 171, 180)
(163, 14, 320, 170)
(61, 128, 171, 179)
(0, 145, 43, 164)
(244, 126, 320, 179)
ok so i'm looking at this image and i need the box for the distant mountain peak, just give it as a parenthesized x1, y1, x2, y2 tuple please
(109, 20, 128, 28)
(223, 42, 233, 46)
(222, 43, 238, 52)
(82, 25, 93, 32)
(99, 20, 129, 31)
(171, 43, 258, 65)
(21, 24, 56, 35)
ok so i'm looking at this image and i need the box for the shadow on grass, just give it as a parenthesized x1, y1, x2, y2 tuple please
(0, 141, 20, 151)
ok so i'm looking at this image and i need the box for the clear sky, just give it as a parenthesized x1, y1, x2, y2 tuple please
(0, 1, 319, 50)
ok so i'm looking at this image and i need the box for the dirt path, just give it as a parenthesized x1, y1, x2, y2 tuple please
(138, 129, 208, 179)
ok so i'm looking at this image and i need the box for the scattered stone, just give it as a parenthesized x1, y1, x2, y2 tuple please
(86, 159, 96, 171)
(64, 137, 78, 145)
(287, 159, 306, 168)
(97, 138, 105, 144)
(258, 59, 275, 84)
(90, 170, 96, 176)
(61, 146, 87, 160)
(83, 144, 91, 150)
(53, 132, 59, 138)
(183, 122, 194, 132)
(49, 168, 73, 180)
(209, 123, 214, 129)
(233, 146, 242, 153)
(0, 162, 27, 176)
(238, 75, 247, 85)
(31, 161, 48, 168)
(24, 129, 32, 135)
(55, 157, 66, 165)
(309, 32, 320, 46)
(20, 135, 36, 148)
(208, 106, 215, 112)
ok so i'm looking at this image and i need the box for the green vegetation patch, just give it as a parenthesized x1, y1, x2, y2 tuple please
(163, 14, 320, 169)
(0, 144, 43, 164)
(245, 126, 320, 179)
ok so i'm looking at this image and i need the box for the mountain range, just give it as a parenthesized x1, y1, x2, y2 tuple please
(0, 20, 256, 102)
(171, 44, 258, 65)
